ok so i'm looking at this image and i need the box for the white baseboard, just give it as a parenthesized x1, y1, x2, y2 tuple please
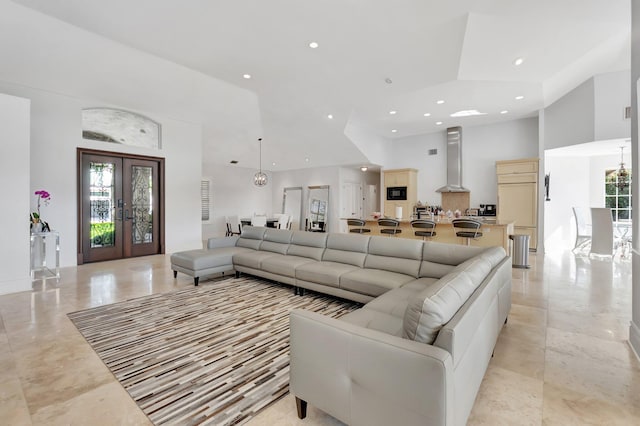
(0, 276, 31, 296)
(630, 321, 640, 362)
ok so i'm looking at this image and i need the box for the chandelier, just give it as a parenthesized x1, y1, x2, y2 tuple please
(253, 137, 268, 187)
(616, 146, 629, 191)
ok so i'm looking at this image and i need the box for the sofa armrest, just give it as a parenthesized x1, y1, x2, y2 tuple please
(289, 309, 454, 426)
(207, 236, 239, 249)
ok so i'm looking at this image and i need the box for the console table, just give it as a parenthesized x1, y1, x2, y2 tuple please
(30, 231, 60, 280)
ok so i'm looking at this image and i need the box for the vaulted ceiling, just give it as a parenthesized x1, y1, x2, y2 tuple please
(13, 0, 630, 171)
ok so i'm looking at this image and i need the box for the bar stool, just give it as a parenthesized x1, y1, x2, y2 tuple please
(410, 219, 436, 240)
(378, 218, 401, 237)
(452, 218, 483, 245)
(347, 218, 371, 234)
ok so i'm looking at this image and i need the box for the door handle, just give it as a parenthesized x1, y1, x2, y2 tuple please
(124, 209, 134, 221)
(116, 199, 124, 221)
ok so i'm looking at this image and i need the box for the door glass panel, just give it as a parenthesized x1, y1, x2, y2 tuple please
(132, 166, 153, 244)
(89, 162, 116, 248)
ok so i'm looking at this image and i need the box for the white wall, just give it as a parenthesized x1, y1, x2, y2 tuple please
(594, 70, 632, 141)
(344, 114, 390, 167)
(545, 78, 596, 150)
(544, 70, 631, 151)
(201, 164, 274, 240)
(386, 118, 538, 208)
(271, 167, 340, 233)
(0, 82, 203, 266)
(629, 0, 640, 361)
(0, 93, 31, 295)
(543, 156, 591, 252)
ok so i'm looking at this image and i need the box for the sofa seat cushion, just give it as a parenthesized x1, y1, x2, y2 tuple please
(260, 255, 316, 278)
(171, 247, 250, 271)
(295, 261, 361, 288)
(363, 286, 424, 318)
(339, 309, 404, 337)
(233, 251, 280, 270)
(401, 277, 440, 292)
(340, 269, 414, 297)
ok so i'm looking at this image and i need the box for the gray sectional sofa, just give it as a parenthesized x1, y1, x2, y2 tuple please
(170, 226, 512, 426)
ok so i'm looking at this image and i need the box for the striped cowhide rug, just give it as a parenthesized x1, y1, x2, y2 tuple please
(68, 276, 360, 425)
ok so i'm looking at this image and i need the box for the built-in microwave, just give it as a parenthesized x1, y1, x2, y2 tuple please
(386, 186, 407, 201)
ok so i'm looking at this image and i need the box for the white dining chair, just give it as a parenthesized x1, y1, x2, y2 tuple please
(572, 207, 591, 251)
(277, 214, 290, 229)
(225, 215, 242, 236)
(251, 215, 267, 227)
(590, 207, 613, 256)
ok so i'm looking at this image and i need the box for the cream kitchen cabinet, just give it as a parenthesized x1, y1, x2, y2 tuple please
(496, 158, 539, 251)
(383, 169, 417, 220)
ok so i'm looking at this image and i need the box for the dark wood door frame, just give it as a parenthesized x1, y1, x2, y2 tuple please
(77, 148, 166, 265)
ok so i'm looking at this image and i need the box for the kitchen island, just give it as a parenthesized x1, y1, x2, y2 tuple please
(354, 218, 514, 252)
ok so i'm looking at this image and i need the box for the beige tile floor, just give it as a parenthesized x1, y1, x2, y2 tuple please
(0, 250, 638, 425)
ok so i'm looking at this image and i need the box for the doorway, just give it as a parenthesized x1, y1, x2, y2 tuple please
(77, 149, 165, 264)
(282, 187, 303, 231)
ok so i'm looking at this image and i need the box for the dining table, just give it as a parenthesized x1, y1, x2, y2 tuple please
(240, 218, 278, 228)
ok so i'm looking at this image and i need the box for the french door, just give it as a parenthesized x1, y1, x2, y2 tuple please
(77, 149, 165, 264)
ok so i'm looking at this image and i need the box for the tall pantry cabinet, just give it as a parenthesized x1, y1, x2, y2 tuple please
(383, 169, 417, 220)
(496, 158, 539, 251)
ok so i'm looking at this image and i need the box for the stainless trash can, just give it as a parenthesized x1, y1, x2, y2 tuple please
(509, 234, 530, 269)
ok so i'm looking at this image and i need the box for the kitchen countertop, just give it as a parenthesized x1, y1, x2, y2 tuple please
(361, 217, 511, 226)
(344, 217, 515, 251)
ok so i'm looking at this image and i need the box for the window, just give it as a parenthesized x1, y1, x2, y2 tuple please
(605, 169, 632, 221)
(201, 179, 211, 222)
(309, 199, 326, 223)
(82, 108, 161, 149)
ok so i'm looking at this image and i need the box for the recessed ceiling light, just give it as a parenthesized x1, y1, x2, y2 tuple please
(360, 166, 368, 172)
(513, 57, 524, 66)
(423, 113, 431, 117)
(500, 110, 509, 114)
(391, 129, 398, 133)
(389, 110, 397, 115)
(309, 42, 319, 49)
(515, 95, 525, 100)
(385, 78, 393, 84)
(437, 100, 445, 105)
(305, 157, 310, 162)
(435, 121, 443, 125)
(272, 162, 276, 166)
(327, 114, 333, 119)
(243, 74, 251, 79)
(450, 109, 487, 117)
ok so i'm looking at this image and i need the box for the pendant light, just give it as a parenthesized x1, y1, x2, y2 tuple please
(616, 146, 629, 191)
(253, 138, 268, 187)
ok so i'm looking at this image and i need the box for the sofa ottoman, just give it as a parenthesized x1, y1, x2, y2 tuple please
(170, 247, 247, 285)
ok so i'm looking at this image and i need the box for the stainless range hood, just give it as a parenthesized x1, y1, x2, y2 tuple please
(436, 126, 470, 193)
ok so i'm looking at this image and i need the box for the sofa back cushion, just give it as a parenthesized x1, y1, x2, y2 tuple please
(364, 236, 423, 277)
(287, 231, 327, 261)
(236, 226, 266, 250)
(419, 242, 485, 278)
(403, 256, 492, 344)
(478, 246, 507, 269)
(322, 233, 370, 267)
(260, 229, 293, 254)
